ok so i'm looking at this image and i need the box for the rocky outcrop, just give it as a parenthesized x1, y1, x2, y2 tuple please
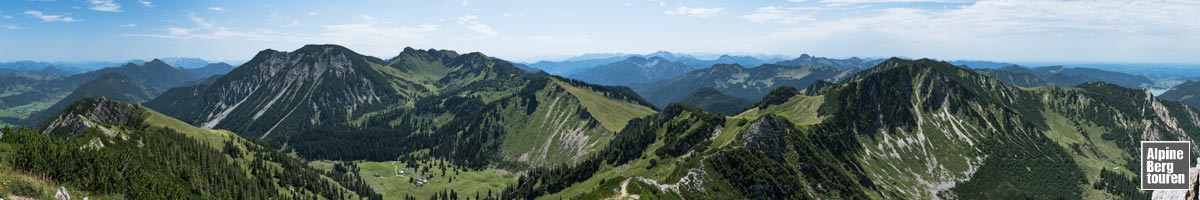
(742, 115, 792, 160)
(40, 97, 144, 137)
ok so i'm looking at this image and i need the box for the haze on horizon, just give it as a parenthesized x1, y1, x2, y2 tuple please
(0, 0, 1197, 64)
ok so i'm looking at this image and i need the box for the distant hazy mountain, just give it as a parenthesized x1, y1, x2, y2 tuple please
(773, 54, 882, 69)
(563, 52, 636, 62)
(568, 56, 693, 86)
(525, 55, 632, 75)
(185, 62, 236, 78)
(156, 57, 211, 69)
(976, 65, 1153, 88)
(675, 87, 753, 115)
(950, 60, 1020, 69)
(0, 59, 235, 125)
(0, 60, 138, 74)
(0, 66, 67, 80)
(1160, 80, 1200, 109)
(24, 73, 157, 124)
(525, 51, 784, 76)
(634, 63, 855, 107)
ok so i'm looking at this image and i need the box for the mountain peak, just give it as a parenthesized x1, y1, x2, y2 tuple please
(144, 59, 174, 69)
(40, 97, 146, 136)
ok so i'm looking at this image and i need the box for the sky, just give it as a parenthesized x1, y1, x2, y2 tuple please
(0, 0, 1198, 63)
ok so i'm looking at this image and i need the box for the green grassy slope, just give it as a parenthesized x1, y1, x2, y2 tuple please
(500, 58, 1200, 199)
(2, 98, 380, 199)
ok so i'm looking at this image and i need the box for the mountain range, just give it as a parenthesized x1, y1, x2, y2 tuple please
(0, 59, 234, 126)
(568, 56, 694, 86)
(634, 63, 857, 108)
(3, 45, 1198, 199)
(976, 65, 1154, 88)
(508, 58, 1196, 199)
(144, 45, 656, 170)
(523, 51, 782, 76)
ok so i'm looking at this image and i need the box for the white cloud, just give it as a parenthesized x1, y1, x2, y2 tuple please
(124, 14, 291, 41)
(455, 15, 498, 40)
(166, 27, 189, 35)
(461, 0, 469, 6)
(209, 7, 224, 12)
(789, 0, 808, 2)
(138, 0, 153, 7)
(665, 6, 725, 18)
(187, 13, 215, 29)
(3, 25, 24, 30)
(308, 11, 318, 16)
(658, 1, 666, 7)
(24, 11, 78, 22)
(318, 19, 439, 46)
(122, 23, 137, 27)
(741, 6, 813, 24)
(88, 0, 121, 12)
(729, 1, 1200, 62)
(2, 16, 11, 19)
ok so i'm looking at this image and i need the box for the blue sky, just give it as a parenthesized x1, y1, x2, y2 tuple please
(0, 0, 1198, 63)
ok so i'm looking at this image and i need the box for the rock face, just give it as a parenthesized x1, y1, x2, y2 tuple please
(144, 45, 657, 168)
(742, 115, 791, 160)
(40, 97, 144, 137)
(55, 186, 70, 200)
(146, 45, 401, 139)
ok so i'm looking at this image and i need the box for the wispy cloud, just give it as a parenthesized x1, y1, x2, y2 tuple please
(741, 6, 813, 24)
(124, 13, 287, 41)
(24, 11, 78, 22)
(454, 15, 497, 41)
(3, 25, 24, 30)
(88, 0, 122, 12)
(318, 18, 439, 45)
(138, 0, 153, 8)
(209, 7, 224, 12)
(122, 23, 137, 27)
(665, 6, 725, 18)
(729, 1, 1200, 62)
